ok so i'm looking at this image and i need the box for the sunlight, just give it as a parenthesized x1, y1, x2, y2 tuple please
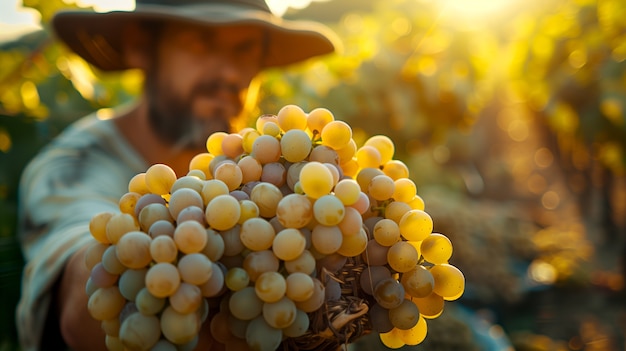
(432, 0, 521, 24)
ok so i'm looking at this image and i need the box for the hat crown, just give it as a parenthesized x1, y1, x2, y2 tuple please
(137, 0, 271, 13)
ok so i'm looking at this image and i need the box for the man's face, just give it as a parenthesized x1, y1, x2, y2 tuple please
(145, 23, 265, 149)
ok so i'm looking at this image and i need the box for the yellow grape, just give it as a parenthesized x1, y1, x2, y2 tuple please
(336, 227, 368, 257)
(364, 135, 395, 164)
(401, 265, 435, 298)
(374, 277, 405, 310)
(206, 131, 228, 156)
(200, 179, 230, 206)
(309, 145, 339, 165)
(138, 203, 173, 233)
(188, 152, 214, 178)
(313, 194, 345, 226)
(173, 220, 208, 254)
(340, 158, 359, 178)
(243, 250, 280, 282)
(199, 262, 225, 298)
(119, 312, 161, 350)
(368, 174, 396, 202)
(392, 178, 417, 204)
(128, 172, 150, 195)
(89, 212, 114, 244)
(178, 253, 213, 285)
(335, 139, 357, 164)
(356, 145, 382, 169)
(273, 228, 306, 261)
(311, 224, 342, 255)
(205, 194, 241, 231)
(356, 167, 384, 193)
(333, 179, 361, 206)
(421, 233, 453, 264)
(84, 241, 108, 271)
(168, 188, 203, 220)
(408, 195, 425, 210)
(299, 161, 334, 199)
(115, 231, 152, 269)
(379, 328, 405, 349)
(240, 217, 275, 251)
(238, 199, 260, 224)
(145, 163, 177, 195)
(106, 212, 140, 244)
(412, 292, 445, 319)
(249, 182, 283, 218)
(145, 262, 180, 298)
(373, 218, 401, 246)
(384, 201, 411, 224)
(321, 120, 352, 149)
(221, 132, 244, 159)
(338, 206, 363, 236)
(135, 287, 166, 315)
(382, 160, 410, 180)
(238, 155, 263, 184)
(169, 282, 202, 314)
(101, 245, 126, 275)
(251, 135, 281, 164)
(171, 175, 204, 194)
(255, 271, 286, 303)
(263, 296, 297, 329)
(398, 209, 433, 242)
(306, 107, 334, 135)
(430, 264, 465, 300)
(101, 318, 120, 337)
(276, 193, 313, 229)
(118, 192, 141, 216)
(87, 286, 126, 321)
(220, 224, 244, 256)
(285, 272, 314, 302)
(277, 104, 308, 131)
(213, 162, 243, 191)
(283, 250, 316, 275)
(202, 228, 225, 262)
(280, 129, 312, 163)
(225, 267, 250, 291)
(396, 316, 428, 346)
(387, 241, 419, 273)
(241, 128, 260, 154)
(294, 278, 325, 313)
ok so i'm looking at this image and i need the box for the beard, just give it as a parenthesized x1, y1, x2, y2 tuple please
(145, 74, 244, 150)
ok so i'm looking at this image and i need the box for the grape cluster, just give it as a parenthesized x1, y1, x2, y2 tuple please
(84, 104, 465, 351)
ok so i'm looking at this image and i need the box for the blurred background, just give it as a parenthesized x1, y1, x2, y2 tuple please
(1, 0, 625, 350)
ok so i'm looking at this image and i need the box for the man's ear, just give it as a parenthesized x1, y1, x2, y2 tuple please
(120, 22, 153, 70)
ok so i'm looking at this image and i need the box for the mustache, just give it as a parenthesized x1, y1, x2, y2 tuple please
(191, 80, 241, 98)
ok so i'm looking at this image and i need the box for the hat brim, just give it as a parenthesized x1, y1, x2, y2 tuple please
(51, 3, 341, 71)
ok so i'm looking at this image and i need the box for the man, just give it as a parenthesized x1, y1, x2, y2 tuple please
(15, 1, 339, 350)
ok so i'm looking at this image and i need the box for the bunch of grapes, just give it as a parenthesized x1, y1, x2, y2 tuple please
(84, 104, 465, 351)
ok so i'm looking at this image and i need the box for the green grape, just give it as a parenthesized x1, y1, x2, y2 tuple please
(118, 268, 147, 301)
(160, 305, 201, 345)
(170, 175, 204, 194)
(224, 266, 249, 291)
(119, 312, 161, 350)
(245, 315, 283, 351)
(282, 308, 309, 338)
(84, 241, 108, 271)
(388, 298, 420, 330)
(138, 203, 173, 233)
(148, 219, 175, 238)
(101, 317, 120, 337)
(135, 287, 166, 315)
(230, 287, 263, 320)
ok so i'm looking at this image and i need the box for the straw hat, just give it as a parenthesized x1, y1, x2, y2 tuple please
(51, 0, 341, 71)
